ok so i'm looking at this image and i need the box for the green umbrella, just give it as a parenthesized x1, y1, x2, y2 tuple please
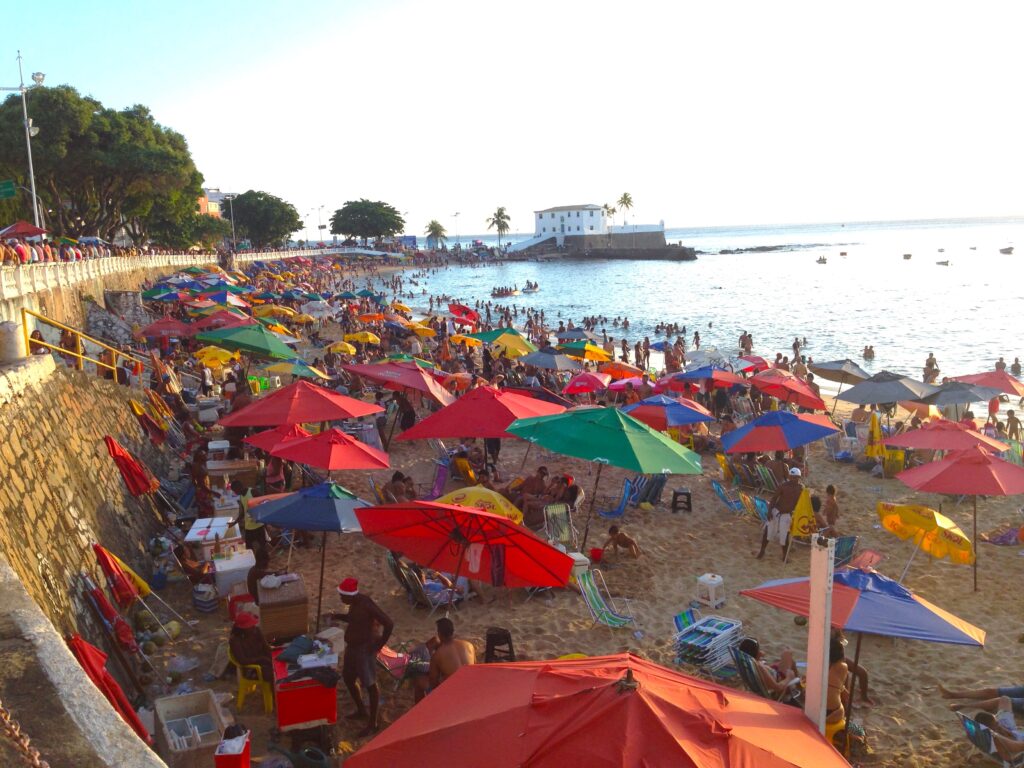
(263, 358, 329, 380)
(507, 408, 702, 547)
(194, 324, 295, 360)
(468, 327, 525, 344)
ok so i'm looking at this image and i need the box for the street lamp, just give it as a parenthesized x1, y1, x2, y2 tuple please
(317, 205, 325, 245)
(223, 193, 237, 249)
(0, 52, 44, 228)
(453, 211, 460, 250)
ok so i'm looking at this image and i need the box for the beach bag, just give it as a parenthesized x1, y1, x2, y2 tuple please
(277, 635, 314, 664)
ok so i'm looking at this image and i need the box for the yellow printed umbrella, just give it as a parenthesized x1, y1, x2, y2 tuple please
(345, 331, 381, 345)
(435, 486, 524, 524)
(328, 341, 357, 355)
(392, 301, 412, 312)
(494, 332, 538, 358)
(451, 333, 482, 347)
(876, 501, 974, 582)
(865, 412, 885, 458)
(195, 345, 238, 364)
(254, 304, 297, 318)
(558, 340, 611, 361)
(412, 325, 437, 338)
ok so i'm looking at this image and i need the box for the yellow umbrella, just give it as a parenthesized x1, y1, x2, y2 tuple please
(435, 486, 524, 525)
(293, 314, 317, 324)
(345, 331, 381, 344)
(264, 359, 329, 379)
(412, 325, 437, 338)
(328, 341, 357, 355)
(450, 333, 482, 347)
(195, 345, 238, 364)
(254, 304, 297, 318)
(264, 322, 297, 336)
(559, 341, 611, 361)
(493, 332, 538, 359)
(865, 412, 885, 458)
(876, 501, 975, 582)
(392, 301, 411, 312)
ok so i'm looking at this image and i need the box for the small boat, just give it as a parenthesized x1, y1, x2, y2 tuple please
(938, 248, 945, 253)
(816, 256, 827, 264)
(969, 246, 977, 250)
(1000, 246, 1014, 255)
(839, 251, 847, 256)
(903, 254, 912, 260)
(936, 260, 950, 266)
(522, 287, 540, 293)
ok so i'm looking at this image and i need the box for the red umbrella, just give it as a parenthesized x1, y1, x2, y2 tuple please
(607, 376, 645, 392)
(562, 371, 612, 395)
(897, 445, 1024, 590)
(103, 436, 158, 497)
(738, 354, 770, 372)
(448, 302, 479, 322)
(218, 380, 384, 427)
(953, 370, 1024, 398)
(356, 501, 573, 588)
(883, 420, 1009, 452)
(68, 634, 153, 745)
(0, 219, 47, 238)
(396, 386, 565, 441)
(343, 362, 456, 406)
(751, 369, 826, 411)
(140, 316, 192, 338)
(85, 576, 138, 653)
(271, 427, 390, 470)
(92, 543, 138, 610)
(243, 423, 312, 452)
(192, 310, 255, 331)
(346, 652, 847, 768)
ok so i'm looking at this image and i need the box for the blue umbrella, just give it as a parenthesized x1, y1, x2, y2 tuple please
(622, 394, 715, 427)
(673, 365, 735, 381)
(649, 340, 670, 352)
(721, 410, 839, 454)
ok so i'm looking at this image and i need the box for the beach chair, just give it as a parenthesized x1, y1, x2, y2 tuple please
(832, 536, 858, 568)
(710, 479, 744, 513)
(427, 439, 453, 466)
(376, 645, 430, 692)
(228, 647, 274, 714)
(413, 461, 449, 500)
(577, 569, 635, 630)
(452, 456, 477, 485)
(738, 492, 756, 518)
(957, 712, 1024, 767)
(714, 453, 734, 484)
(598, 479, 632, 519)
(673, 615, 742, 675)
(731, 648, 802, 705)
(403, 562, 463, 617)
(544, 503, 578, 550)
(847, 549, 884, 570)
(882, 448, 906, 478)
(755, 464, 778, 492)
(671, 607, 702, 636)
(637, 474, 668, 506)
(628, 475, 649, 506)
(368, 477, 386, 504)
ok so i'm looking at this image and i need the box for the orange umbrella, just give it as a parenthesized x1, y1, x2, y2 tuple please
(358, 312, 385, 323)
(103, 436, 158, 497)
(751, 368, 826, 411)
(68, 634, 153, 745)
(346, 652, 847, 768)
(598, 360, 644, 380)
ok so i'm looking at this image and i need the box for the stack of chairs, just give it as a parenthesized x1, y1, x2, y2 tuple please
(673, 614, 743, 674)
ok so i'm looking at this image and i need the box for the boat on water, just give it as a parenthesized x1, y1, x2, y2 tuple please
(903, 254, 912, 260)
(816, 256, 827, 264)
(936, 260, 950, 266)
(521, 281, 540, 294)
(522, 287, 540, 293)
(491, 288, 521, 298)
(938, 248, 945, 253)
(1000, 246, 1014, 255)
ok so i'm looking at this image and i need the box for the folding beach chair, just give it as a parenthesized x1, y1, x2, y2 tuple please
(543, 503, 578, 550)
(577, 569, 635, 630)
(957, 712, 1024, 767)
(832, 536, 859, 568)
(730, 648, 802, 706)
(628, 475, 649, 506)
(671, 607, 702, 636)
(636, 474, 668, 506)
(673, 615, 742, 676)
(755, 464, 778, 492)
(413, 461, 449, 501)
(427, 439, 453, 466)
(376, 645, 430, 692)
(367, 476, 387, 504)
(598, 479, 633, 520)
(452, 456, 477, 485)
(710, 479, 744, 513)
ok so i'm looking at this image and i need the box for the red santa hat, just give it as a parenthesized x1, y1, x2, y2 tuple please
(337, 577, 359, 596)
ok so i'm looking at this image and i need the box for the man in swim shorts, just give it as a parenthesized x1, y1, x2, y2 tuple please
(757, 467, 803, 560)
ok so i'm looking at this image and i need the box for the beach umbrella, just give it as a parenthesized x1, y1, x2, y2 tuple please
(673, 366, 747, 389)
(736, 354, 771, 372)
(254, 291, 279, 300)
(103, 436, 158, 497)
(435, 486, 524, 524)
(249, 482, 370, 630)
(622, 394, 715, 432)
(836, 371, 937, 405)
(359, 312, 385, 323)
(502, 386, 573, 408)
(243, 423, 311, 452)
(327, 340, 357, 355)
(293, 313, 317, 324)
(411, 325, 436, 337)
(194, 345, 237, 364)
(897, 445, 1024, 590)
(357, 288, 378, 298)
(684, 346, 729, 368)
(518, 348, 582, 371)
(0, 219, 47, 237)
(345, 652, 848, 768)
(808, 359, 871, 385)
(392, 301, 411, 312)
(876, 501, 974, 582)
(751, 369, 826, 411)
(598, 360, 644, 380)
(270, 427, 390, 471)
(562, 371, 611, 395)
(916, 381, 1003, 407)
(378, 354, 436, 369)
(555, 327, 598, 341)
(557, 340, 611, 361)
(467, 327, 523, 344)
(140, 316, 192, 338)
(607, 376, 645, 392)
(342, 362, 456, 406)
(344, 331, 381, 344)
(68, 634, 153, 745)
(195, 324, 295, 360)
(191, 310, 254, 332)
(443, 371, 472, 392)
(356, 502, 573, 589)
(338, 290, 359, 300)
(254, 304, 296, 318)
(219, 380, 383, 427)
(493, 332, 537, 358)
(952, 370, 1024, 398)
(882, 420, 1009, 453)
(507, 408, 701, 547)
(721, 411, 839, 454)
(447, 302, 479, 321)
(396, 385, 565, 441)
(263, 358, 329, 380)
(92, 544, 187, 639)
(198, 290, 250, 308)
(450, 333, 483, 347)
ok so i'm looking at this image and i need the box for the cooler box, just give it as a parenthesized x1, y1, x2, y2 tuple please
(185, 517, 243, 562)
(259, 575, 309, 642)
(214, 733, 250, 768)
(273, 649, 338, 731)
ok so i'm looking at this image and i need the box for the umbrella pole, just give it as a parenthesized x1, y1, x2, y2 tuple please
(286, 531, 296, 571)
(146, 590, 193, 629)
(316, 530, 327, 632)
(973, 497, 978, 592)
(842, 632, 864, 757)
(898, 536, 924, 584)
(830, 381, 845, 417)
(579, 463, 605, 551)
(519, 442, 533, 471)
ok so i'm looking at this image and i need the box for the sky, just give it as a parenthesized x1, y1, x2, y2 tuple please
(8, 0, 1024, 237)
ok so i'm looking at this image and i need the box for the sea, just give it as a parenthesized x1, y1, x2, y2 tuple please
(382, 217, 1024, 394)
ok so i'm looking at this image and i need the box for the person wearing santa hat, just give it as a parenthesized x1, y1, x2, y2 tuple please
(328, 577, 394, 737)
(228, 611, 273, 683)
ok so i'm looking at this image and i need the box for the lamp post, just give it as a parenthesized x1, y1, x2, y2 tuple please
(453, 211, 460, 250)
(317, 205, 325, 245)
(0, 52, 44, 228)
(223, 194, 237, 250)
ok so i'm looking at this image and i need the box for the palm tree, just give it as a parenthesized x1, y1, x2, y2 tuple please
(487, 206, 511, 250)
(617, 193, 633, 226)
(424, 219, 447, 249)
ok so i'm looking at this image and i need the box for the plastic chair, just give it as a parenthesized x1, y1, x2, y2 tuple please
(228, 647, 273, 714)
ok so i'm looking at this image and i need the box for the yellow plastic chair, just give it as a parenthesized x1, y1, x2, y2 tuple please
(453, 457, 477, 485)
(228, 647, 274, 714)
(825, 717, 845, 746)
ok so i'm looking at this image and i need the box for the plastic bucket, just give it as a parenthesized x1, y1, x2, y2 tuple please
(589, 548, 604, 563)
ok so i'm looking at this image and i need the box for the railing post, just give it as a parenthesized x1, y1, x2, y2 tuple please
(74, 332, 84, 371)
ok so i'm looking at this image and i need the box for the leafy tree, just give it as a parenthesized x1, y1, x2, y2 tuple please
(602, 203, 616, 223)
(330, 199, 405, 245)
(0, 86, 201, 240)
(616, 193, 633, 226)
(220, 190, 302, 248)
(486, 206, 511, 249)
(424, 219, 447, 248)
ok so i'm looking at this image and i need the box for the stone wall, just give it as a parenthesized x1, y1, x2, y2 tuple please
(0, 355, 168, 638)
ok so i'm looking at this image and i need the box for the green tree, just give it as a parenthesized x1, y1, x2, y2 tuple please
(330, 199, 405, 245)
(424, 219, 447, 248)
(602, 203, 617, 221)
(616, 192, 633, 226)
(486, 206, 511, 249)
(221, 190, 302, 248)
(0, 86, 201, 240)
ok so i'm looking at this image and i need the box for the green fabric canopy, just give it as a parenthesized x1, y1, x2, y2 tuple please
(194, 324, 294, 360)
(507, 407, 702, 475)
(467, 327, 525, 344)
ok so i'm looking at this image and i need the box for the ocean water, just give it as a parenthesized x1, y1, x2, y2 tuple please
(393, 217, 1024, 386)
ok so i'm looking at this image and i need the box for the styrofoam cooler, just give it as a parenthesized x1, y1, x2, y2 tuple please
(214, 733, 250, 768)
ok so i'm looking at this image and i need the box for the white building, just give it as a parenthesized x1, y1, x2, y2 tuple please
(534, 204, 607, 237)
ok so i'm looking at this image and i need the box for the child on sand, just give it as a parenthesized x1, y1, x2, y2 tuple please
(603, 525, 642, 558)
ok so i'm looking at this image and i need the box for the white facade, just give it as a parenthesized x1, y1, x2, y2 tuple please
(534, 204, 607, 237)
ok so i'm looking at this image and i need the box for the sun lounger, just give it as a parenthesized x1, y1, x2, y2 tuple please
(628, 475, 649, 505)
(710, 479, 744, 513)
(731, 647, 802, 705)
(957, 712, 1024, 767)
(544, 503, 578, 550)
(598, 479, 632, 520)
(577, 569, 635, 630)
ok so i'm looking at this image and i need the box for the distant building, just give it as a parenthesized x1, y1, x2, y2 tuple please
(534, 204, 607, 237)
(199, 187, 226, 218)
